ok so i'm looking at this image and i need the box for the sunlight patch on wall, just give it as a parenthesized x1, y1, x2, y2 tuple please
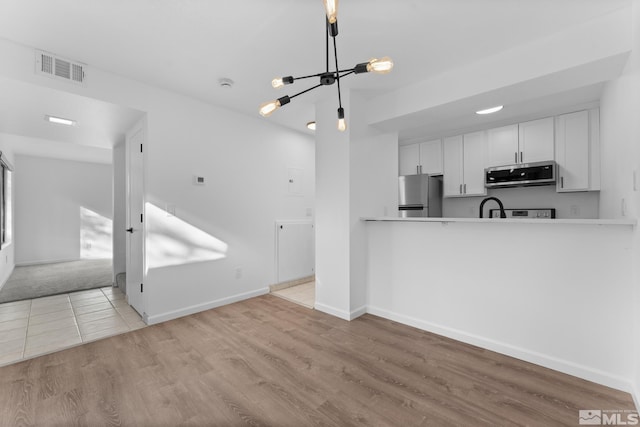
(146, 203, 227, 269)
(80, 207, 113, 259)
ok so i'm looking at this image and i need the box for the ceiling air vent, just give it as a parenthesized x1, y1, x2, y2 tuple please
(35, 50, 86, 85)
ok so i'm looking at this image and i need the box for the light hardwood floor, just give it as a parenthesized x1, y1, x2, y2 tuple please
(0, 294, 634, 426)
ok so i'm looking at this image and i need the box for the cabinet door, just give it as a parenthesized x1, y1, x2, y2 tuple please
(519, 117, 554, 163)
(487, 125, 518, 166)
(419, 139, 442, 175)
(399, 143, 420, 175)
(443, 135, 463, 197)
(462, 131, 487, 196)
(556, 111, 589, 192)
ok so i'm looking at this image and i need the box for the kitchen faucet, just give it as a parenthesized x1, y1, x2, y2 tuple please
(479, 197, 507, 218)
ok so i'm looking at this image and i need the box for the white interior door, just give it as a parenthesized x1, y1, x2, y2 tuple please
(125, 122, 145, 316)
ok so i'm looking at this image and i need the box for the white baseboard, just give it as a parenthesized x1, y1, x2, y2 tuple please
(367, 305, 634, 394)
(146, 287, 270, 325)
(350, 305, 367, 320)
(314, 302, 351, 321)
(313, 303, 367, 321)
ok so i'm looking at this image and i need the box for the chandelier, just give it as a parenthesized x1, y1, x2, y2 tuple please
(258, 0, 393, 131)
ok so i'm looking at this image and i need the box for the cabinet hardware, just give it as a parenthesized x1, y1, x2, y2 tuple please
(459, 184, 462, 194)
(463, 184, 467, 194)
(515, 152, 517, 163)
(520, 152, 523, 163)
(417, 165, 420, 174)
(561, 176, 564, 188)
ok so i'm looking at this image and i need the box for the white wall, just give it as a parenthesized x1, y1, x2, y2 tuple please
(112, 142, 126, 283)
(0, 136, 15, 291)
(314, 90, 397, 320)
(599, 0, 640, 409)
(14, 154, 113, 265)
(366, 220, 635, 392)
(443, 186, 600, 219)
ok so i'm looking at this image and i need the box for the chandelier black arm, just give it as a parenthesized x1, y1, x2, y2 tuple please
(332, 33, 343, 109)
(287, 68, 357, 81)
(289, 83, 324, 100)
(291, 72, 330, 81)
(338, 70, 355, 79)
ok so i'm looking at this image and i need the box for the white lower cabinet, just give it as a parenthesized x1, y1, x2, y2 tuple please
(443, 131, 487, 197)
(555, 109, 600, 192)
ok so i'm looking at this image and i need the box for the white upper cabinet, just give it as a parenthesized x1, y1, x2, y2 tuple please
(518, 117, 555, 163)
(487, 125, 518, 166)
(419, 140, 443, 175)
(487, 118, 554, 166)
(462, 131, 487, 196)
(399, 144, 420, 175)
(443, 135, 463, 197)
(398, 139, 442, 175)
(443, 131, 487, 197)
(555, 109, 600, 192)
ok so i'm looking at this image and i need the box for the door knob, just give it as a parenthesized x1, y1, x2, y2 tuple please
(126, 228, 134, 233)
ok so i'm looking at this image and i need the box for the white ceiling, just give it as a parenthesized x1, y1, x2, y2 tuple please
(0, 76, 143, 148)
(0, 0, 632, 145)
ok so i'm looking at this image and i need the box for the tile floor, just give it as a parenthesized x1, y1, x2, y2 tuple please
(271, 281, 315, 309)
(0, 286, 145, 366)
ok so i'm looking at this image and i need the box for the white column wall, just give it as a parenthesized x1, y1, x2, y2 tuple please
(315, 91, 398, 319)
(314, 95, 351, 318)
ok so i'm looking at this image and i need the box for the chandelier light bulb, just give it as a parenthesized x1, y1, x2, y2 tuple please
(337, 108, 347, 132)
(323, 0, 339, 24)
(259, 100, 281, 117)
(271, 76, 294, 89)
(367, 57, 394, 74)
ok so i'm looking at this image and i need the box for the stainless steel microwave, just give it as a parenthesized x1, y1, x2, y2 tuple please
(485, 161, 556, 188)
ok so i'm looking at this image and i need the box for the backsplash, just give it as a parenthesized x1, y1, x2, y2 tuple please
(442, 186, 600, 219)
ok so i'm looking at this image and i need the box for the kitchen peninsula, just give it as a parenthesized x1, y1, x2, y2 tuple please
(362, 216, 636, 395)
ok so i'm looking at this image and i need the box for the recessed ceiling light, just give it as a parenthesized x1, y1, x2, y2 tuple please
(476, 105, 504, 115)
(306, 121, 316, 130)
(45, 115, 76, 126)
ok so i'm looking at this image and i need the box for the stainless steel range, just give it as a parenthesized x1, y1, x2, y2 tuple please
(489, 208, 556, 219)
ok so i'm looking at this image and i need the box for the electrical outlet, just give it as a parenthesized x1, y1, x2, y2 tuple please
(235, 267, 242, 279)
(570, 205, 579, 216)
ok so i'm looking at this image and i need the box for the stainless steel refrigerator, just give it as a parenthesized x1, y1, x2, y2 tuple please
(398, 174, 443, 217)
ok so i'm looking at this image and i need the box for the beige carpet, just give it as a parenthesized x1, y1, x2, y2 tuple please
(0, 259, 113, 303)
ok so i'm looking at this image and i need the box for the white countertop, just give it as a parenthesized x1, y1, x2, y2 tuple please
(361, 216, 637, 226)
